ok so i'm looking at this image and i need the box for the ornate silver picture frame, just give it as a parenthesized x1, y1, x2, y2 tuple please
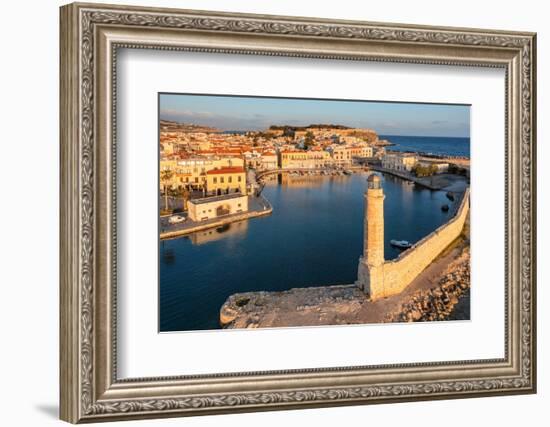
(60, 2, 536, 423)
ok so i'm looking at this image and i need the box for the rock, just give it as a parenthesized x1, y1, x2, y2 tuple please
(219, 305, 239, 327)
(411, 310, 422, 321)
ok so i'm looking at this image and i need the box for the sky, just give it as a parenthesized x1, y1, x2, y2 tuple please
(159, 93, 470, 138)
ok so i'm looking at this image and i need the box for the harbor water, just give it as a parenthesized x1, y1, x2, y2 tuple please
(160, 172, 458, 331)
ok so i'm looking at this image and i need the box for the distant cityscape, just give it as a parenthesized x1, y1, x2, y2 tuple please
(160, 120, 468, 226)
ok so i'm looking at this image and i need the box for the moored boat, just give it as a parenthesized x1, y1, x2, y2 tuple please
(390, 239, 412, 249)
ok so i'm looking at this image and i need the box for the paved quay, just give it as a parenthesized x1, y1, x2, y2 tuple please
(160, 195, 272, 240)
(369, 166, 468, 192)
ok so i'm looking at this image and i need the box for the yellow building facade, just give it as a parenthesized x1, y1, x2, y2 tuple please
(329, 144, 374, 165)
(205, 167, 247, 195)
(160, 156, 244, 190)
(279, 150, 332, 169)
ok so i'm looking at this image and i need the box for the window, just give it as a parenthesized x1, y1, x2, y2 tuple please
(228, 176, 232, 183)
(194, 177, 198, 183)
(213, 177, 217, 184)
(221, 177, 225, 183)
(238, 176, 242, 182)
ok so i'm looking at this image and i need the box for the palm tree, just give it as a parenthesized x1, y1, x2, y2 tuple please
(160, 169, 174, 212)
(182, 186, 190, 211)
(173, 186, 191, 211)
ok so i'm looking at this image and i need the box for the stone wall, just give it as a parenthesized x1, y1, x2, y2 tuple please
(362, 188, 469, 299)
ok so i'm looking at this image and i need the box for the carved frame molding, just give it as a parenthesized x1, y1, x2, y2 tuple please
(60, 2, 536, 423)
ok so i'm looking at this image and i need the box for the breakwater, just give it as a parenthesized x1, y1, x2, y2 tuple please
(385, 246, 470, 322)
(360, 188, 469, 299)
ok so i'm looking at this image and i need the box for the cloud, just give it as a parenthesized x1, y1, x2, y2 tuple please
(159, 106, 470, 137)
(160, 109, 272, 130)
(160, 109, 215, 119)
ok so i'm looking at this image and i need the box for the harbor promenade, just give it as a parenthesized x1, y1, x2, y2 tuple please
(160, 195, 272, 240)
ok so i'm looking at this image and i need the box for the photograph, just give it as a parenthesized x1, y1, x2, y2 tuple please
(55, 2, 536, 423)
(158, 94, 471, 332)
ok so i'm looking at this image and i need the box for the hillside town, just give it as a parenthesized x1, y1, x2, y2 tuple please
(159, 120, 468, 237)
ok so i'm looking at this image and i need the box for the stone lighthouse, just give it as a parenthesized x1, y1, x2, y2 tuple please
(357, 174, 386, 299)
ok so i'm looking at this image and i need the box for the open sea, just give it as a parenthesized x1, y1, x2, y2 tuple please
(380, 135, 470, 158)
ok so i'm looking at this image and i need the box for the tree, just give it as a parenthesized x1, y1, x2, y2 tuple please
(160, 169, 174, 211)
(171, 186, 190, 211)
(304, 131, 315, 150)
(413, 164, 439, 177)
(181, 186, 190, 211)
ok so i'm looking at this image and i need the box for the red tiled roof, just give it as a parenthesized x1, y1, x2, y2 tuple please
(206, 167, 246, 175)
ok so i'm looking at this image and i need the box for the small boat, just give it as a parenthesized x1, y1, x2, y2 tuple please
(441, 204, 450, 212)
(390, 239, 412, 249)
(446, 192, 455, 201)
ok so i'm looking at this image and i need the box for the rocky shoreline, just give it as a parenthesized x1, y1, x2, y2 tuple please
(219, 285, 365, 329)
(385, 247, 470, 322)
(219, 240, 470, 329)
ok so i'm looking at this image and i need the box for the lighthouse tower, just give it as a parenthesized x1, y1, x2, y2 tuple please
(357, 174, 386, 298)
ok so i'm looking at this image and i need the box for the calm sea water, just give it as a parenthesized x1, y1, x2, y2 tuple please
(380, 135, 470, 158)
(159, 173, 457, 332)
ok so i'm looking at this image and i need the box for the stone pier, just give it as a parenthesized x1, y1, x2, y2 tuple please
(357, 176, 470, 300)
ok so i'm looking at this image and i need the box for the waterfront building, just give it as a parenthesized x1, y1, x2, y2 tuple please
(260, 151, 278, 170)
(381, 152, 418, 172)
(206, 166, 247, 195)
(278, 149, 332, 169)
(187, 193, 249, 222)
(244, 152, 262, 170)
(246, 150, 278, 170)
(327, 144, 374, 166)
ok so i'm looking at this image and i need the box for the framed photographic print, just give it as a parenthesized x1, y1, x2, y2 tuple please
(60, 2, 537, 423)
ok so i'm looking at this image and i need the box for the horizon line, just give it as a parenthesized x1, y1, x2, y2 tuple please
(159, 118, 470, 139)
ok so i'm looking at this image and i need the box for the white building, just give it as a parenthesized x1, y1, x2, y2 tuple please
(381, 153, 417, 172)
(187, 193, 248, 222)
